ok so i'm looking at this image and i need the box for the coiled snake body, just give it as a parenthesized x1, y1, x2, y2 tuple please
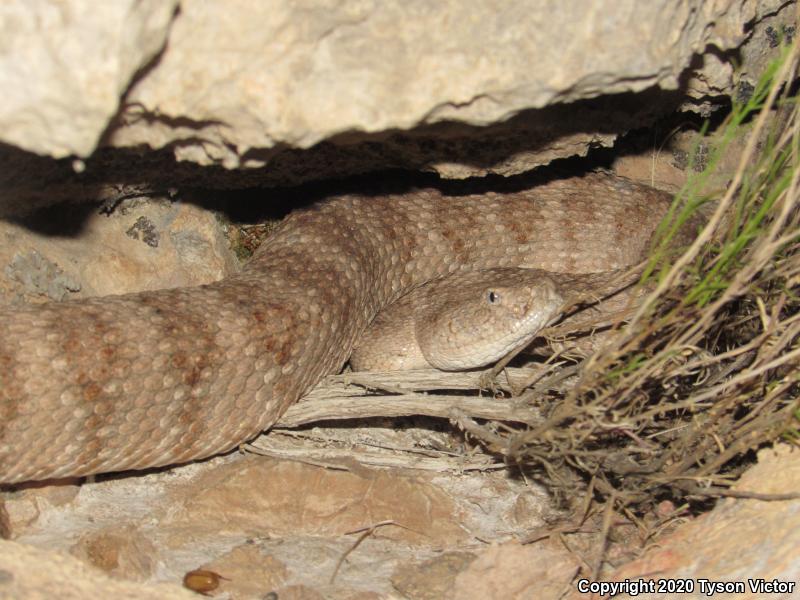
(0, 173, 675, 483)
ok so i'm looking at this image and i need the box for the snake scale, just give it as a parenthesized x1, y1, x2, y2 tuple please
(0, 172, 677, 484)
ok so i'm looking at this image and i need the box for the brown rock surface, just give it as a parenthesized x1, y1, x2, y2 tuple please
(391, 551, 478, 600)
(70, 526, 157, 581)
(452, 540, 582, 599)
(7, 452, 553, 597)
(190, 543, 288, 599)
(0, 196, 237, 304)
(0, 538, 195, 600)
(161, 457, 467, 545)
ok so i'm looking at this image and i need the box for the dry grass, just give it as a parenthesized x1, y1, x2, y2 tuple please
(502, 42, 800, 509)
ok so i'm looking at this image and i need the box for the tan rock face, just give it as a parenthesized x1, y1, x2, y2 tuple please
(0, 0, 777, 175)
(0, 538, 196, 600)
(684, 1, 798, 112)
(0, 197, 238, 304)
(108, 0, 760, 170)
(191, 543, 288, 599)
(7, 445, 800, 598)
(452, 541, 582, 600)
(0, 0, 178, 157)
(0, 483, 80, 538)
(70, 526, 157, 581)
(391, 551, 477, 600)
(161, 458, 467, 545)
(5, 452, 554, 597)
(0, 1, 792, 197)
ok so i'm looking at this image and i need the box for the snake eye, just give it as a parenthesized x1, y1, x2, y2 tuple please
(487, 291, 500, 304)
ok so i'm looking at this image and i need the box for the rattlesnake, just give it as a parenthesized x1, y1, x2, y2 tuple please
(0, 172, 679, 484)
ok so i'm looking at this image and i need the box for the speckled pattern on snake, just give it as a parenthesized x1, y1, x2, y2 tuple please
(0, 173, 679, 484)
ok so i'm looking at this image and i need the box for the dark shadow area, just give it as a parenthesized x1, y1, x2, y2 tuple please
(0, 82, 705, 236)
(7, 201, 100, 238)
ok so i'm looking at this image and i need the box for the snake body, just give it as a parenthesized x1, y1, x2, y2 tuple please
(0, 173, 675, 484)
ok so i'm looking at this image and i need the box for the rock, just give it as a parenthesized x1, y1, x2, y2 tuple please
(0, 0, 178, 158)
(4, 249, 81, 301)
(191, 543, 288, 599)
(0, 0, 782, 179)
(683, 1, 797, 113)
(391, 552, 477, 600)
(0, 1, 792, 200)
(0, 538, 196, 599)
(451, 541, 582, 599)
(108, 0, 760, 172)
(4, 446, 556, 596)
(1, 482, 80, 539)
(0, 195, 238, 304)
(161, 457, 466, 545)
(273, 585, 327, 600)
(70, 526, 157, 581)
(564, 445, 800, 600)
